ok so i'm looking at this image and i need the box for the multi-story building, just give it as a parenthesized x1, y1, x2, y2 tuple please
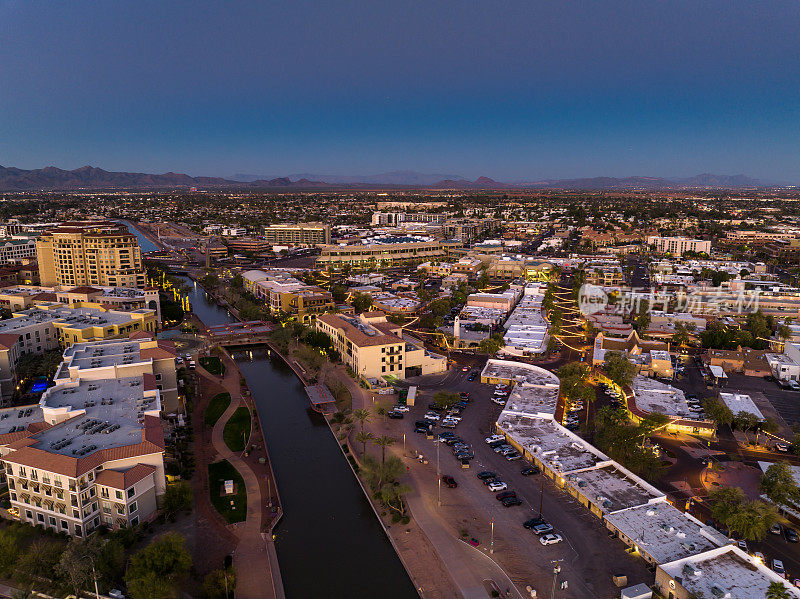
(263, 222, 331, 246)
(0, 371, 167, 537)
(724, 230, 795, 245)
(244, 270, 334, 322)
(0, 238, 37, 265)
(646, 236, 711, 257)
(316, 237, 462, 270)
(0, 303, 157, 401)
(222, 237, 271, 254)
(442, 218, 500, 242)
(371, 212, 448, 226)
(36, 221, 146, 289)
(316, 312, 447, 382)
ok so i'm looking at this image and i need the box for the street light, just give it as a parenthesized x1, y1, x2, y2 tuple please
(436, 438, 441, 507)
(82, 554, 100, 599)
(490, 517, 494, 553)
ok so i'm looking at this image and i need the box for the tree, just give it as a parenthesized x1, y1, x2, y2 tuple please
(760, 462, 800, 507)
(230, 274, 243, 289)
(350, 292, 373, 313)
(638, 412, 672, 444)
(703, 397, 734, 428)
(672, 323, 693, 347)
(380, 482, 412, 517)
(709, 487, 745, 527)
(16, 538, 62, 586)
(734, 410, 761, 440)
(356, 430, 374, 458)
(727, 500, 777, 541)
(778, 324, 792, 342)
(603, 351, 637, 387)
(478, 334, 504, 355)
(203, 568, 236, 599)
(353, 408, 372, 435)
(56, 538, 99, 599)
(372, 435, 396, 471)
(125, 532, 192, 599)
(200, 273, 220, 289)
(163, 481, 193, 519)
(767, 581, 793, 599)
(330, 284, 347, 303)
(433, 391, 460, 410)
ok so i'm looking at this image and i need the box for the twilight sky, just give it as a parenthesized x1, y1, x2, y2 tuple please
(1, 1, 799, 182)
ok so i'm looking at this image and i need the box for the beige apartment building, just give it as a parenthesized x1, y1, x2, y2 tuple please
(0, 369, 167, 537)
(316, 239, 463, 270)
(263, 222, 331, 246)
(36, 221, 146, 289)
(316, 312, 447, 382)
(646, 236, 711, 257)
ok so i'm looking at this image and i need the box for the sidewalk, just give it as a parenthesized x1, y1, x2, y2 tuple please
(198, 353, 284, 599)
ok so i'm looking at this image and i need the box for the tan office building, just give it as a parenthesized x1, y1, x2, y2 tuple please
(36, 221, 146, 289)
(263, 222, 331, 246)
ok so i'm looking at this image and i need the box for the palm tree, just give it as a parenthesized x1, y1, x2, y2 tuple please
(355, 431, 374, 458)
(766, 581, 792, 599)
(372, 435, 396, 466)
(375, 405, 387, 425)
(353, 408, 372, 435)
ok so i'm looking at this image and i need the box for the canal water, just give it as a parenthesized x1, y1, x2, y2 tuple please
(176, 278, 418, 598)
(119, 220, 159, 253)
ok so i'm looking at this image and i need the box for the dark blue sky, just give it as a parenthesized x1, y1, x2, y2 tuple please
(1, 1, 799, 181)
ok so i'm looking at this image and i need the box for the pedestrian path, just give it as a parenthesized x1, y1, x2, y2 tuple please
(200, 355, 282, 599)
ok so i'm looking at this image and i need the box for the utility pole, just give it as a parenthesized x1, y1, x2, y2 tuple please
(490, 517, 495, 553)
(437, 437, 441, 507)
(550, 559, 562, 599)
(539, 480, 544, 518)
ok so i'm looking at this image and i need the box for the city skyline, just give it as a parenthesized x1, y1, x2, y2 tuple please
(1, 1, 799, 182)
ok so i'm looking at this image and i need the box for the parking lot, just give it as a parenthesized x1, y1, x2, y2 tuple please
(381, 367, 653, 598)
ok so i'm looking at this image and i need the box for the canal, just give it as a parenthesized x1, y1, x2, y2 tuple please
(176, 277, 418, 598)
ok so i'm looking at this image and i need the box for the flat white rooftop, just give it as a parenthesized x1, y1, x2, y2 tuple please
(719, 392, 764, 420)
(604, 501, 726, 564)
(632, 376, 690, 418)
(566, 463, 664, 514)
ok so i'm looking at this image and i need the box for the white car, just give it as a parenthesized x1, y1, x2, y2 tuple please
(423, 412, 440, 421)
(487, 481, 507, 492)
(485, 434, 505, 444)
(393, 405, 410, 412)
(539, 533, 563, 546)
(491, 397, 507, 406)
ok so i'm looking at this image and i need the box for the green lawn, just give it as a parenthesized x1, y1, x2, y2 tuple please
(223, 406, 251, 452)
(205, 392, 231, 427)
(200, 356, 226, 376)
(208, 460, 247, 523)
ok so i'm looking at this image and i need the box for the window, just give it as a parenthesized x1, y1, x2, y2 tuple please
(60, 520, 68, 530)
(75, 525, 81, 537)
(129, 501, 137, 513)
(131, 516, 139, 526)
(127, 487, 135, 498)
(115, 490, 123, 500)
(37, 513, 44, 523)
(25, 510, 32, 520)
(49, 516, 56, 526)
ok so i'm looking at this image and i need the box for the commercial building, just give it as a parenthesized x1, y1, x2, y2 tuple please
(316, 237, 462, 270)
(718, 392, 764, 420)
(592, 331, 671, 376)
(56, 336, 179, 413)
(0, 371, 166, 537)
(0, 238, 37, 265)
(655, 546, 800, 599)
(501, 283, 549, 356)
(263, 222, 331, 246)
(646, 236, 711, 257)
(316, 312, 446, 383)
(36, 221, 146, 289)
(627, 376, 715, 436)
(371, 212, 447, 226)
(442, 218, 500, 242)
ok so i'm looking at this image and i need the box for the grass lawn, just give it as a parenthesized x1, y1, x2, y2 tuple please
(204, 392, 231, 427)
(223, 406, 251, 452)
(200, 356, 225, 376)
(208, 460, 247, 523)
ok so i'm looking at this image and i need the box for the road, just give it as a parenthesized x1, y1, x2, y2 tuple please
(383, 366, 653, 598)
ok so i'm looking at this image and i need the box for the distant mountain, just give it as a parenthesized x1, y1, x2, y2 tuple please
(0, 164, 774, 191)
(0, 165, 328, 191)
(232, 170, 469, 186)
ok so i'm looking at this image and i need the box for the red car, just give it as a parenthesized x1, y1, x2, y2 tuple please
(441, 475, 457, 488)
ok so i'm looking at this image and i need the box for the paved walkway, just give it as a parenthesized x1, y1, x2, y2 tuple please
(335, 364, 520, 599)
(199, 355, 283, 599)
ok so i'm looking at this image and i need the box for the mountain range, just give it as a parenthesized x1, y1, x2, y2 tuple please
(0, 164, 772, 191)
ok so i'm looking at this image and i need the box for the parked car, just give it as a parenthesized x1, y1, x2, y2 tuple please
(505, 451, 522, 461)
(467, 372, 477, 381)
(773, 558, 786, 578)
(785, 528, 799, 543)
(423, 412, 440, 421)
(791, 380, 800, 391)
(488, 481, 507, 492)
(485, 434, 505, 444)
(393, 404, 410, 412)
(521, 466, 540, 476)
(414, 426, 429, 434)
(496, 491, 516, 501)
(771, 523, 783, 535)
(523, 517, 548, 530)
(776, 443, 790, 452)
(441, 475, 457, 488)
(539, 533, 563, 546)
(459, 392, 470, 399)
(491, 397, 507, 406)
(476, 471, 496, 480)
(532, 522, 554, 535)
(737, 539, 748, 552)
(502, 496, 522, 507)
(754, 551, 765, 563)
(462, 366, 469, 372)
(387, 410, 404, 419)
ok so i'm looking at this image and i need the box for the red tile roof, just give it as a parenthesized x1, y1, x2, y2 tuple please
(95, 464, 157, 489)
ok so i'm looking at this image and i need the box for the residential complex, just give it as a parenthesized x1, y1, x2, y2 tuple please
(36, 221, 146, 288)
(316, 312, 447, 383)
(646, 236, 711, 257)
(316, 237, 462, 269)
